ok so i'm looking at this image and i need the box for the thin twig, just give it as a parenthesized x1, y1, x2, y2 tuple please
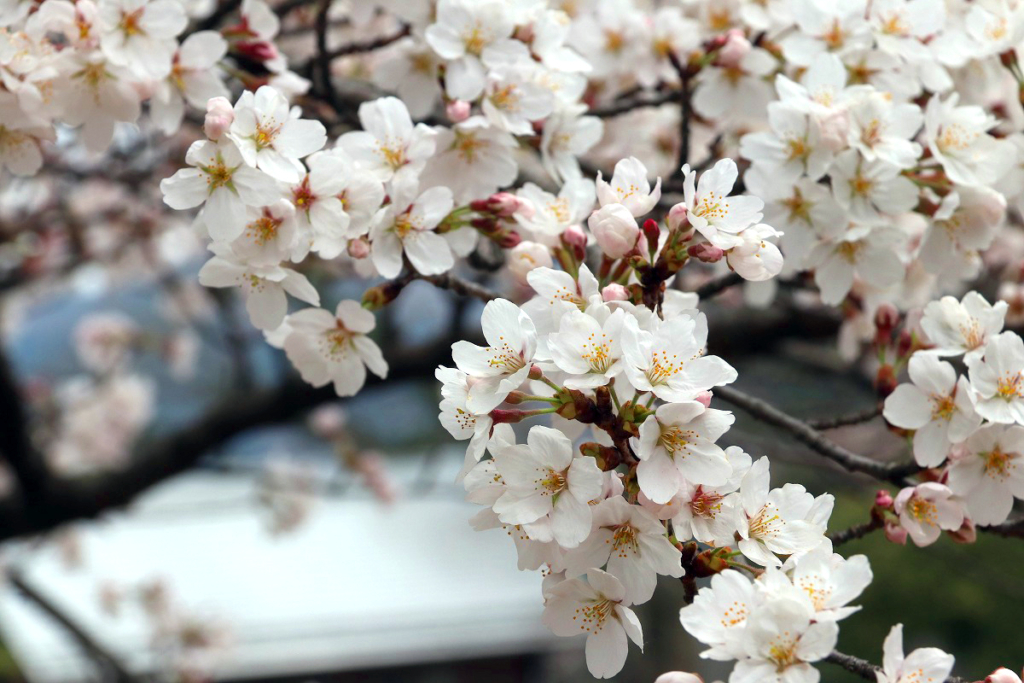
(713, 385, 920, 485)
(806, 404, 883, 430)
(589, 90, 680, 118)
(827, 517, 883, 547)
(667, 51, 694, 174)
(825, 650, 968, 683)
(9, 570, 139, 682)
(694, 272, 742, 299)
(324, 24, 409, 61)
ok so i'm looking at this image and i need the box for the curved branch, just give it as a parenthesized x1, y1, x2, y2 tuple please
(713, 385, 919, 485)
(807, 404, 883, 430)
(827, 517, 883, 547)
(695, 272, 743, 299)
(825, 650, 968, 683)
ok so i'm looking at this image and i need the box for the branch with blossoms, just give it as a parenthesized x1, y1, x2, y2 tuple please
(6, 0, 1024, 682)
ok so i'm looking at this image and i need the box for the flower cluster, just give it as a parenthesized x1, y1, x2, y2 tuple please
(0, 0, 308, 173)
(434, 256, 865, 678)
(882, 290, 1024, 542)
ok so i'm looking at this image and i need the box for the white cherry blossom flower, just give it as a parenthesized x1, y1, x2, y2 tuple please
(621, 314, 738, 403)
(97, 0, 186, 79)
(924, 94, 1014, 188)
(893, 482, 964, 546)
(436, 365, 493, 481)
(735, 457, 827, 567)
(540, 104, 603, 182)
(228, 86, 326, 182)
(947, 424, 1024, 526)
(733, 598, 838, 683)
(828, 150, 919, 223)
(548, 308, 626, 389)
(562, 496, 683, 605)
(727, 224, 785, 282)
(682, 158, 764, 250)
(781, 0, 872, 66)
(875, 624, 955, 683)
(739, 103, 833, 182)
(920, 187, 1004, 279)
(679, 569, 761, 661)
(542, 569, 643, 679)
(846, 92, 923, 169)
(921, 291, 1006, 361)
(422, 117, 518, 204)
(515, 178, 595, 242)
(368, 178, 456, 278)
(491, 425, 603, 548)
(883, 354, 981, 467)
(150, 31, 228, 135)
(782, 547, 873, 621)
(633, 401, 734, 504)
(451, 298, 537, 414)
(481, 67, 554, 135)
(595, 156, 662, 218)
(424, 0, 517, 101)
(966, 332, 1024, 425)
(668, 445, 751, 546)
(692, 47, 775, 122)
(283, 300, 387, 397)
(807, 226, 905, 306)
(160, 139, 279, 243)
(338, 96, 437, 184)
(197, 246, 319, 330)
(230, 200, 299, 267)
(55, 50, 141, 153)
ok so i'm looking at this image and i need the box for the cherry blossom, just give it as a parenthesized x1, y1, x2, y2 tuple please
(875, 624, 954, 683)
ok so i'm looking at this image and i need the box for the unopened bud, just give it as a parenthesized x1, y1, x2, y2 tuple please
(986, 668, 1024, 683)
(580, 442, 623, 471)
(235, 39, 279, 63)
(667, 202, 693, 237)
(692, 548, 730, 577)
(562, 224, 587, 250)
(717, 28, 751, 68)
(875, 364, 898, 398)
(204, 96, 234, 140)
(446, 99, 471, 123)
(642, 218, 661, 249)
(884, 519, 908, 545)
(497, 230, 522, 249)
(896, 330, 914, 359)
(602, 284, 629, 302)
(947, 517, 977, 544)
(874, 303, 899, 344)
(655, 674, 704, 683)
(875, 489, 894, 509)
(687, 243, 724, 263)
(471, 191, 525, 218)
(347, 237, 370, 259)
(508, 241, 553, 285)
(528, 364, 544, 380)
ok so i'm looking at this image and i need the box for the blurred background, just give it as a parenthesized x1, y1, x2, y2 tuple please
(0, 260, 1018, 683)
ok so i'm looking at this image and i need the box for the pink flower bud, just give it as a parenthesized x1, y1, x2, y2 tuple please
(602, 283, 629, 302)
(986, 668, 1024, 683)
(694, 391, 713, 408)
(687, 243, 724, 263)
(508, 241, 553, 285)
(562, 224, 588, 250)
(515, 196, 536, 220)
(667, 202, 692, 234)
(655, 674, 704, 683)
(446, 99, 471, 123)
(875, 489, 894, 509)
(588, 204, 640, 259)
(308, 404, 348, 438)
(947, 517, 977, 544)
(347, 237, 370, 259)
(487, 192, 523, 218)
(717, 28, 751, 68)
(204, 96, 234, 140)
(884, 519, 908, 545)
(815, 110, 850, 152)
(236, 39, 279, 63)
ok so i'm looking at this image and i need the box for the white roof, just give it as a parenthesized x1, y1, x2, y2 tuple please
(0, 451, 573, 682)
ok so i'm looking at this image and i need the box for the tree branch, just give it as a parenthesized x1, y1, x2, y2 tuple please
(713, 385, 919, 486)
(694, 272, 743, 299)
(825, 650, 968, 683)
(589, 90, 680, 118)
(9, 569, 138, 682)
(806, 404, 883, 430)
(827, 517, 883, 547)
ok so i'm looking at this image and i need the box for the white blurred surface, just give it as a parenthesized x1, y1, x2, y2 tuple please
(0, 451, 567, 681)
